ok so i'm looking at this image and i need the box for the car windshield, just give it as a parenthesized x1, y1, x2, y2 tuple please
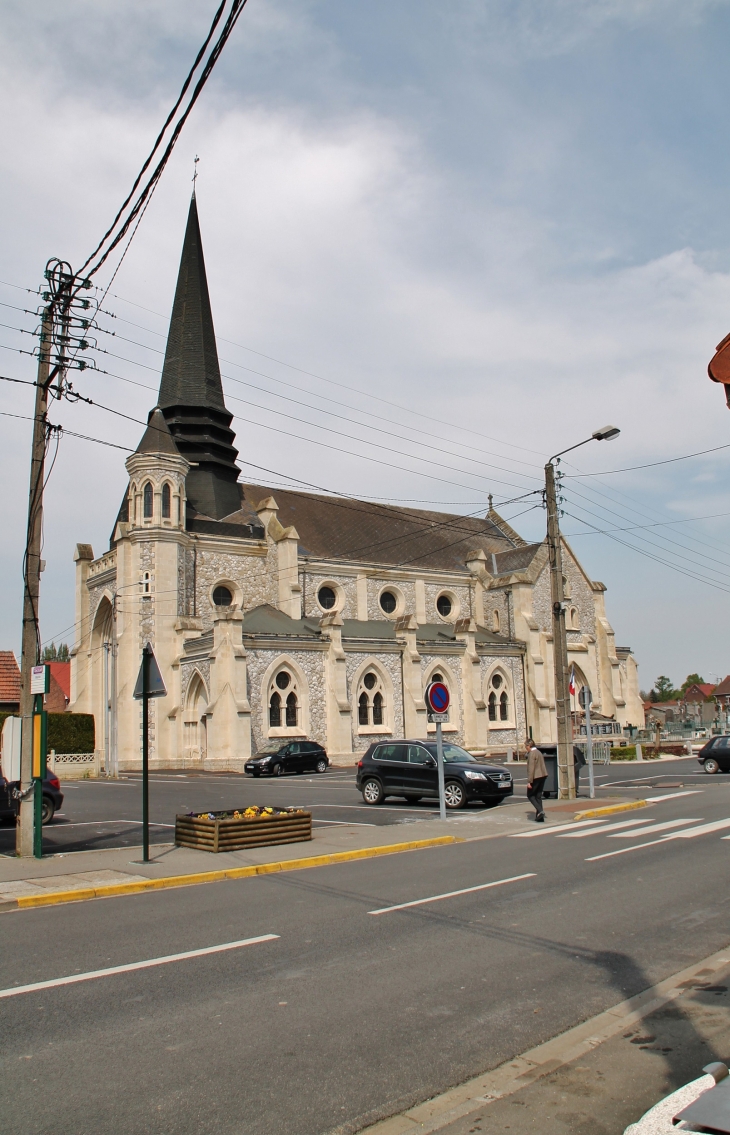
(424, 743, 477, 763)
(256, 743, 283, 755)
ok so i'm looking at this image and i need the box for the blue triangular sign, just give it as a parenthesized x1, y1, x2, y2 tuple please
(133, 644, 167, 700)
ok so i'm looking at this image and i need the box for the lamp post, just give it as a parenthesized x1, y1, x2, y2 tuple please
(545, 425, 620, 799)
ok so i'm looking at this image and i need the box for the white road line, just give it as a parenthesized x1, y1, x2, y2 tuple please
(586, 837, 687, 862)
(0, 935, 279, 1000)
(368, 873, 537, 915)
(511, 819, 609, 838)
(312, 819, 376, 827)
(54, 820, 175, 829)
(556, 818, 653, 838)
(665, 817, 730, 838)
(609, 818, 703, 838)
(644, 791, 704, 802)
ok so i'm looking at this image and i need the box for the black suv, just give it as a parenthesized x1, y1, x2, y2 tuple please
(697, 736, 730, 774)
(0, 772, 64, 824)
(245, 741, 329, 777)
(356, 740, 513, 808)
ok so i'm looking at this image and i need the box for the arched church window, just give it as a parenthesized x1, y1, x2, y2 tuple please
(285, 691, 298, 727)
(162, 483, 171, 519)
(488, 692, 497, 721)
(569, 606, 579, 630)
(143, 482, 153, 519)
(141, 571, 151, 596)
(357, 669, 387, 730)
(269, 691, 281, 727)
(487, 670, 512, 725)
(500, 690, 509, 721)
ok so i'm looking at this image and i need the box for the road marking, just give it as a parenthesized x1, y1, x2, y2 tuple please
(644, 791, 703, 802)
(54, 820, 175, 829)
(665, 817, 730, 838)
(368, 873, 536, 915)
(511, 819, 609, 838)
(609, 818, 703, 838)
(312, 819, 377, 827)
(557, 818, 653, 838)
(0, 935, 279, 999)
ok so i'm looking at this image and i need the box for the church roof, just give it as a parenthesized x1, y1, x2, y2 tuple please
(158, 195, 226, 413)
(134, 408, 180, 456)
(224, 483, 542, 572)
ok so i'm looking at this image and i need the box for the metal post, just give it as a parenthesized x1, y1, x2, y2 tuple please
(585, 696, 595, 800)
(544, 461, 575, 800)
(17, 306, 53, 856)
(436, 719, 446, 821)
(142, 646, 150, 862)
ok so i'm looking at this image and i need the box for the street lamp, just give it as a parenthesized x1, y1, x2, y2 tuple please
(545, 425, 620, 800)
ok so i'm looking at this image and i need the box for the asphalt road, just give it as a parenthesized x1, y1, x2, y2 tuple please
(2, 780, 730, 1134)
(0, 755, 715, 856)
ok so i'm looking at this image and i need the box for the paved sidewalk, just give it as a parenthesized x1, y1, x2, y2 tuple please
(0, 794, 639, 911)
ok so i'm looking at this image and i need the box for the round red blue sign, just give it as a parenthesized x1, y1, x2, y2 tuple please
(425, 681, 450, 714)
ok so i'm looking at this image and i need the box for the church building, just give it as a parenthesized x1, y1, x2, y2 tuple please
(69, 197, 644, 770)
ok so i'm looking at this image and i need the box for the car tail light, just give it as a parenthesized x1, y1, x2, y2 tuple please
(48, 775, 60, 789)
(357, 760, 364, 769)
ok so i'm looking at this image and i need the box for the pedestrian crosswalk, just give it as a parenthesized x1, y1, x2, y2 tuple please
(510, 813, 730, 861)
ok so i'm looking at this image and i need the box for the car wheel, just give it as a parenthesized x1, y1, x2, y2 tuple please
(41, 796, 55, 825)
(444, 780, 467, 809)
(704, 757, 720, 774)
(274, 762, 286, 777)
(315, 758, 328, 774)
(362, 778, 384, 805)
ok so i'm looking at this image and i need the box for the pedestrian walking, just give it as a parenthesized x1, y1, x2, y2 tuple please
(526, 738, 547, 822)
(573, 744, 587, 797)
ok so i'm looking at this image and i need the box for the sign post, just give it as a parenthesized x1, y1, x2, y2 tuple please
(30, 664, 49, 859)
(133, 644, 167, 862)
(425, 681, 450, 820)
(579, 685, 595, 799)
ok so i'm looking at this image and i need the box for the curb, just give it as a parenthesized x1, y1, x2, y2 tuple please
(1, 835, 460, 913)
(572, 800, 648, 821)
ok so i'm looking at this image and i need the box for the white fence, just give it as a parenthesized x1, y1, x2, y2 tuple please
(47, 750, 103, 779)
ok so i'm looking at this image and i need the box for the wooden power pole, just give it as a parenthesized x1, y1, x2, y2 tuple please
(544, 460, 576, 801)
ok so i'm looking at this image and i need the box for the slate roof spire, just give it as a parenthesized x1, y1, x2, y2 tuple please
(155, 195, 241, 520)
(134, 407, 180, 456)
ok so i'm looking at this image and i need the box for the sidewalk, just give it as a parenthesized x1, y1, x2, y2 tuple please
(0, 795, 636, 911)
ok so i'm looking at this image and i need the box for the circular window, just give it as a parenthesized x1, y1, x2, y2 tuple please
(379, 591, 397, 615)
(212, 585, 233, 607)
(275, 671, 291, 690)
(491, 673, 503, 689)
(363, 672, 377, 690)
(436, 594, 452, 618)
(318, 585, 336, 610)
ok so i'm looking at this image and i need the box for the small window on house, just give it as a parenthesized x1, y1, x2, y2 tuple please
(380, 591, 397, 614)
(143, 482, 153, 519)
(269, 691, 281, 727)
(213, 585, 233, 607)
(162, 483, 171, 519)
(436, 594, 452, 618)
(318, 585, 336, 610)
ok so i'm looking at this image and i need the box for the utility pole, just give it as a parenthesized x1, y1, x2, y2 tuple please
(544, 460, 575, 801)
(17, 305, 54, 856)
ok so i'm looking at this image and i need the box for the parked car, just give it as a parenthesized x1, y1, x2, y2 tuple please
(356, 740, 513, 808)
(0, 772, 63, 824)
(697, 736, 730, 774)
(245, 741, 329, 777)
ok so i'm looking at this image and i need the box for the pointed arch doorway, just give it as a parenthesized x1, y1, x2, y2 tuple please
(184, 674, 208, 766)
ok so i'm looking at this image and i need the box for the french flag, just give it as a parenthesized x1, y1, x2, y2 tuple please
(569, 666, 576, 697)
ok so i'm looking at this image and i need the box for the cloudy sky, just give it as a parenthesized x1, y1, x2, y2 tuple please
(3, 0, 730, 691)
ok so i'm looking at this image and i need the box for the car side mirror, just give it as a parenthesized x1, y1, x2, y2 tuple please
(427, 757, 437, 768)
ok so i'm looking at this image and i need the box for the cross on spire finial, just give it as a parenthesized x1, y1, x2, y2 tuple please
(192, 155, 199, 196)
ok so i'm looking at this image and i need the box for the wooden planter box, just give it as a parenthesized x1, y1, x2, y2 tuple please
(175, 808, 312, 853)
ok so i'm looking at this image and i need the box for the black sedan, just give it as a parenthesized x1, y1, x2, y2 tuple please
(245, 740, 329, 777)
(0, 772, 64, 824)
(697, 736, 730, 774)
(356, 740, 513, 808)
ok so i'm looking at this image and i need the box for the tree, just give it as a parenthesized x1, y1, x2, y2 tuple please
(653, 675, 676, 702)
(42, 642, 70, 662)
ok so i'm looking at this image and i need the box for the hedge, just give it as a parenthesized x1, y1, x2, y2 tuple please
(0, 712, 95, 755)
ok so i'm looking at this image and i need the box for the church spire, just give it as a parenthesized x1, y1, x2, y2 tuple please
(155, 196, 241, 521)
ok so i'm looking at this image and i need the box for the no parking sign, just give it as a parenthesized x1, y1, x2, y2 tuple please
(425, 681, 450, 718)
